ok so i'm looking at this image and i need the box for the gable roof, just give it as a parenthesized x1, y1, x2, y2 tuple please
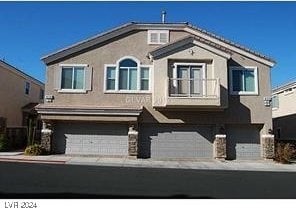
(273, 79, 296, 94)
(0, 60, 44, 87)
(148, 35, 232, 60)
(41, 22, 276, 67)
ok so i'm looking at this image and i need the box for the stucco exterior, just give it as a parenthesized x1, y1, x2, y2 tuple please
(272, 81, 296, 139)
(37, 22, 275, 159)
(0, 61, 44, 127)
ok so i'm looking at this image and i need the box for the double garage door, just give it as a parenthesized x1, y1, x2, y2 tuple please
(139, 124, 214, 159)
(53, 122, 128, 156)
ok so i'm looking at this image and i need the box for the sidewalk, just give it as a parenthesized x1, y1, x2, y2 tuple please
(0, 153, 296, 172)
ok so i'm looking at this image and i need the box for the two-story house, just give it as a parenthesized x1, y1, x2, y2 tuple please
(0, 60, 44, 128)
(272, 80, 296, 140)
(36, 21, 276, 160)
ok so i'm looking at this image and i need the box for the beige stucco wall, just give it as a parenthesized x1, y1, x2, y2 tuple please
(43, 29, 273, 134)
(45, 30, 189, 109)
(0, 65, 44, 127)
(152, 44, 228, 108)
(272, 87, 296, 118)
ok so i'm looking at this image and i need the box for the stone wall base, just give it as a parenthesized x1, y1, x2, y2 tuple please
(41, 129, 52, 153)
(213, 134, 226, 160)
(261, 134, 275, 159)
(128, 127, 138, 157)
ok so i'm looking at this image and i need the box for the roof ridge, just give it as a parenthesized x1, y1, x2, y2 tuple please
(186, 23, 276, 63)
(41, 22, 136, 60)
(0, 60, 44, 86)
(41, 21, 276, 66)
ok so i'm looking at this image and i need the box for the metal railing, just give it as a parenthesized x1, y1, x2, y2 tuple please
(168, 78, 220, 98)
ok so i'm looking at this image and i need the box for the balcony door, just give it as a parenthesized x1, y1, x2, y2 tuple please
(176, 65, 203, 97)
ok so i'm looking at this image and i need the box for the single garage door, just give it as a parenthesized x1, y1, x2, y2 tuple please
(53, 122, 128, 156)
(139, 124, 214, 159)
(227, 125, 261, 160)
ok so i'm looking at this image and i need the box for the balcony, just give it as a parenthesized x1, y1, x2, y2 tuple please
(164, 78, 221, 108)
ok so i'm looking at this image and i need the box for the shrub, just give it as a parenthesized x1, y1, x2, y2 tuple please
(0, 134, 9, 151)
(275, 142, 296, 164)
(24, 144, 44, 156)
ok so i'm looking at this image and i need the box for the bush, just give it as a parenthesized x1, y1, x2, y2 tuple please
(24, 144, 45, 156)
(0, 134, 9, 151)
(275, 142, 296, 164)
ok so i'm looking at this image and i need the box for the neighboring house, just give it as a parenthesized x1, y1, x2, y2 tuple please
(0, 60, 44, 128)
(36, 21, 276, 160)
(272, 80, 296, 140)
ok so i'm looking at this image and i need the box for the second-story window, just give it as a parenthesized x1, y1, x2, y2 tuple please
(61, 66, 85, 90)
(105, 57, 151, 92)
(40, 89, 44, 100)
(119, 59, 138, 90)
(272, 94, 279, 109)
(229, 66, 258, 95)
(25, 81, 30, 95)
(147, 30, 169, 45)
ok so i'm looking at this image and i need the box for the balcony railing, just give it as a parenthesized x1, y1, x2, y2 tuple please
(168, 78, 220, 98)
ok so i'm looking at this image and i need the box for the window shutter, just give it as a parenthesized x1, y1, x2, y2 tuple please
(85, 66, 93, 91)
(54, 66, 62, 90)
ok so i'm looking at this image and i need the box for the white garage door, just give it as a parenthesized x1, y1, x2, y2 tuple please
(139, 124, 214, 159)
(53, 122, 128, 156)
(227, 125, 261, 160)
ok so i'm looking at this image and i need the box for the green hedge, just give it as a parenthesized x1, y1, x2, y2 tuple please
(0, 134, 9, 151)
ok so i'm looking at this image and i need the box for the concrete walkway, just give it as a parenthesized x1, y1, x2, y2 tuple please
(0, 153, 296, 172)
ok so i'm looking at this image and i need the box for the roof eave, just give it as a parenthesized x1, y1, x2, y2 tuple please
(149, 35, 232, 60)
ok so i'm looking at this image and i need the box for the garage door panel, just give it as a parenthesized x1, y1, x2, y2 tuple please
(53, 123, 128, 155)
(139, 124, 213, 159)
(227, 125, 261, 160)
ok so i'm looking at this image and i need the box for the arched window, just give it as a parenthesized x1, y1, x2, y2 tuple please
(105, 56, 151, 92)
(119, 59, 138, 90)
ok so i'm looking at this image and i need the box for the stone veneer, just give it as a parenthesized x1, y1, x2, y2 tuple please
(128, 126, 138, 157)
(213, 134, 227, 159)
(261, 134, 275, 159)
(41, 122, 53, 153)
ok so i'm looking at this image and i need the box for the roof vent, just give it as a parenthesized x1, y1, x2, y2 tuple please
(161, 11, 166, 23)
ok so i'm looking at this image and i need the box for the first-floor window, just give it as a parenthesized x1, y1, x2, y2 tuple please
(230, 66, 258, 95)
(61, 66, 85, 90)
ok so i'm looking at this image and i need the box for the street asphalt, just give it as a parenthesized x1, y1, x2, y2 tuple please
(1, 161, 296, 199)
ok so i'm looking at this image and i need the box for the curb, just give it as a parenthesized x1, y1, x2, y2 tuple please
(0, 157, 66, 164)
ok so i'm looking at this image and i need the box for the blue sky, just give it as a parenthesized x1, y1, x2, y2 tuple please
(0, 1, 295, 87)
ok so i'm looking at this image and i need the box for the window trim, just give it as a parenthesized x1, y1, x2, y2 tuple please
(58, 64, 87, 93)
(147, 30, 169, 45)
(229, 66, 259, 95)
(104, 57, 152, 94)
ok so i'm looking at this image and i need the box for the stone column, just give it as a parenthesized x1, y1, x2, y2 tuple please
(213, 134, 227, 160)
(261, 134, 275, 159)
(41, 121, 53, 153)
(128, 126, 138, 159)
